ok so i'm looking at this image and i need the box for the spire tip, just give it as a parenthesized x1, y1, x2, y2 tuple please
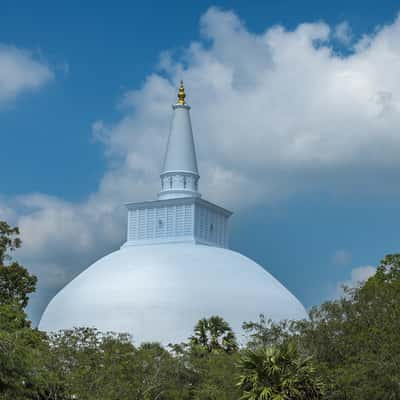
(177, 80, 186, 105)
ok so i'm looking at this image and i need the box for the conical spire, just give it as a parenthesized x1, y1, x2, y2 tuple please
(158, 82, 200, 200)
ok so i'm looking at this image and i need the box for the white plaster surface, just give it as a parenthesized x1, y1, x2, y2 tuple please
(39, 243, 307, 344)
(162, 104, 198, 176)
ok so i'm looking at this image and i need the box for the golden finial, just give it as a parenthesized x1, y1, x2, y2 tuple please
(177, 80, 186, 105)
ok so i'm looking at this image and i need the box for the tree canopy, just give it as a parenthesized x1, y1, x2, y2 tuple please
(190, 315, 238, 353)
(0, 221, 37, 308)
(238, 342, 324, 400)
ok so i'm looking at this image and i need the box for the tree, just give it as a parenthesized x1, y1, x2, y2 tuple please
(190, 316, 238, 353)
(0, 303, 48, 400)
(0, 221, 21, 262)
(171, 331, 240, 400)
(41, 329, 194, 400)
(287, 254, 400, 399)
(242, 314, 292, 349)
(0, 221, 45, 400)
(0, 221, 37, 308)
(190, 349, 240, 400)
(241, 254, 400, 399)
(38, 328, 139, 400)
(367, 253, 400, 284)
(237, 342, 324, 400)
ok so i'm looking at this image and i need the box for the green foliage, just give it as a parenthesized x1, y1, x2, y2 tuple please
(0, 303, 48, 400)
(40, 328, 141, 400)
(190, 315, 238, 353)
(0, 221, 43, 399)
(243, 254, 400, 400)
(242, 315, 292, 349)
(192, 352, 240, 400)
(304, 254, 400, 399)
(237, 342, 324, 400)
(172, 342, 240, 400)
(0, 262, 37, 308)
(0, 221, 21, 263)
(372, 253, 400, 283)
(0, 221, 37, 308)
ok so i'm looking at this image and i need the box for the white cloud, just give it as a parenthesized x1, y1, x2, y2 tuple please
(92, 8, 400, 209)
(0, 44, 53, 105)
(3, 8, 400, 322)
(336, 265, 376, 296)
(334, 21, 352, 45)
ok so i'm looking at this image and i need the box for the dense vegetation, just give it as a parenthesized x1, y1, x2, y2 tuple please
(1, 220, 399, 399)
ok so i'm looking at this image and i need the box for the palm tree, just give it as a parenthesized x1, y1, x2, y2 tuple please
(237, 342, 324, 400)
(190, 316, 238, 353)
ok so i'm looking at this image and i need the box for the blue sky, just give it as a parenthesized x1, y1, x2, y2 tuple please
(1, 1, 400, 324)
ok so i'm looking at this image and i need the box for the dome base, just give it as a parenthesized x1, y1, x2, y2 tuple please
(39, 244, 307, 344)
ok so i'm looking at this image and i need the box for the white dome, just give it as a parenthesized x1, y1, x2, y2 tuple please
(39, 244, 307, 344)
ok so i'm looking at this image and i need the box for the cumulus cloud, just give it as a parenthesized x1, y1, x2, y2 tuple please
(336, 265, 376, 297)
(334, 21, 352, 45)
(93, 8, 400, 208)
(3, 8, 400, 322)
(0, 44, 53, 104)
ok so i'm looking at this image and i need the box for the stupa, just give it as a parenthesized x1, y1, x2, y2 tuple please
(39, 82, 307, 344)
